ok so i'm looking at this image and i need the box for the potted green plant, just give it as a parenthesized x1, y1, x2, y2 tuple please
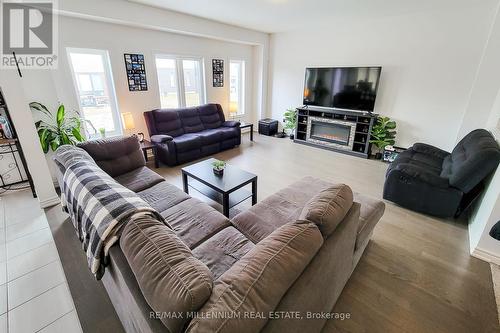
(283, 108, 298, 140)
(212, 159, 226, 176)
(30, 102, 95, 153)
(370, 116, 397, 159)
(99, 127, 106, 138)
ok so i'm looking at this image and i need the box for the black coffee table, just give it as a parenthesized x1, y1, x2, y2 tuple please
(181, 158, 257, 217)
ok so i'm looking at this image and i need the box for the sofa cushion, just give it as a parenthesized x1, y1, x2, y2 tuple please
(173, 133, 202, 152)
(114, 166, 165, 193)
(185, 220, 323, 333)
(192, 227, 255, 280)
(218, 127, 240, 140)
(232, 176, 333, 243)
(199, 104, 224, 129)
(299, 184, 353, 238)
(151, 109, 185, 137)
(120, 215, 213, 333)
(196, 129, 222, 145)
(161, 197, 231, 249)
(77, 136, 145, 177)
(137, 181, 191, 213)
(179, 108, 205, 133)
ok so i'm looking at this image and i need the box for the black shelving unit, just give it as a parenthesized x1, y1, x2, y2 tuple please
(0, 88, 36, 197)
(294, 107, 377, 158)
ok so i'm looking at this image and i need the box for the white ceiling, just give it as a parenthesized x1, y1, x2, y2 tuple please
(129, 0, 495, 33)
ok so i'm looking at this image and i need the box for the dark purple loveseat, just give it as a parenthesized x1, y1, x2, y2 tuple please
(144, 104, 241, 166)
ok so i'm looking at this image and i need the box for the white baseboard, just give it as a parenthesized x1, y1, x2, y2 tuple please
(39, 195, 60, 208)
(471, 247, 500, 266)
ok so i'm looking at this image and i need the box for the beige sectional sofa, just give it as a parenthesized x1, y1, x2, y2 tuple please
(54, 136, 385, 333)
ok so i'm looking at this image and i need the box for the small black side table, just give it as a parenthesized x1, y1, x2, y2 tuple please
(240, 123, 253, 141)
(140, 140, 159, 168)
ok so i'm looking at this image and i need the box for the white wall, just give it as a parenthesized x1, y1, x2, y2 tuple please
(267, 5, 497, 150)
(0, 70, 59, 207)
(468, 79, 500, 264)
(469, 163, 500, 264)
(49, 15, 256, 140)
(462, 3, 500, 264)
(458, 3, 500, 140)
(468, 88, 499, 256)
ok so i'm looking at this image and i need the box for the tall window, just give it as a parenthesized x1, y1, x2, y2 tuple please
(230, 60, 245, 116)
(155, 55, 205, 108)
(67, 48, 122, 137)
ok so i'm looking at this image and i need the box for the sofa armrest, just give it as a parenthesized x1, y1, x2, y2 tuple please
(391, 163, 450, 188)
(222, 120, 240, 128)
(186, 221, 323, 333)
(412, 143, 450, 159)
(150, 134, 173, 144)
(121, 216, 213, 333)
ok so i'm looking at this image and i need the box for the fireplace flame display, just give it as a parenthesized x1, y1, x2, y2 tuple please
(314, 133, 348, 143)
(310, 120, 351, 146)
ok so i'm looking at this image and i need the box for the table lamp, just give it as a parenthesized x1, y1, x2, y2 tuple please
(121, 112, 135, 136)
(229, 102, 238, 120)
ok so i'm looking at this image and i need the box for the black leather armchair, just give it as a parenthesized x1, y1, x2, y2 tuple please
(383, 129, 500, 217)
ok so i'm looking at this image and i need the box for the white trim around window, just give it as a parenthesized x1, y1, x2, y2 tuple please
(154, 54, 206, 109)
(229, 59, 245, 116)
(66, 47, 122, 138)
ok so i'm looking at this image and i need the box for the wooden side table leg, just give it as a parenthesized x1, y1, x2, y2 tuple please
(143, 149, 148, 162)
(182, 172, 189, 194)
(223, 193, 230, 217)
(252, 178, 257, 205)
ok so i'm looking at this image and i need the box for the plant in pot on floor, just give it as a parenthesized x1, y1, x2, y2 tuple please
(370, 116, 397, 159)
(212, 159, 226, 176)
(283, 107, 298, 140)
(30, 102, 96, 153)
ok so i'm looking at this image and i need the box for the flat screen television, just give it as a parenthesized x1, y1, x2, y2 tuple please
(303, 66, 381, 112)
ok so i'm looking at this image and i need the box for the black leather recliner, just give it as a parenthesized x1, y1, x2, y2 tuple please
(144, 104, 241, 166)
(383, 129, 500, 217)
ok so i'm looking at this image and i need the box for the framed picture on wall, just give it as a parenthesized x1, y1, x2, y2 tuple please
(212, 59, 224, 87)
(124, 53, 148, 91)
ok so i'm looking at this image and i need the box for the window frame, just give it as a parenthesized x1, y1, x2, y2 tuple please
(154, 54, 206, 109)
(229, 59, 245, 116)
(66, 47, 122, 138)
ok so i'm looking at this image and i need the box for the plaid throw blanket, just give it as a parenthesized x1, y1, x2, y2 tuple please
(60, 158, 166, 280)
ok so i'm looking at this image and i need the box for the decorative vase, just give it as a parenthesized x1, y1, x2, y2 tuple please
(289, 133, 294, 140)
(213, 168, 224, 176)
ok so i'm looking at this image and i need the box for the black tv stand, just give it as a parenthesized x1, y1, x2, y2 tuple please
(294, 107, 377, 159)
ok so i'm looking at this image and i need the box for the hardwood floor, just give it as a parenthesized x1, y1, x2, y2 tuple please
(49, 132, 499, 332)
